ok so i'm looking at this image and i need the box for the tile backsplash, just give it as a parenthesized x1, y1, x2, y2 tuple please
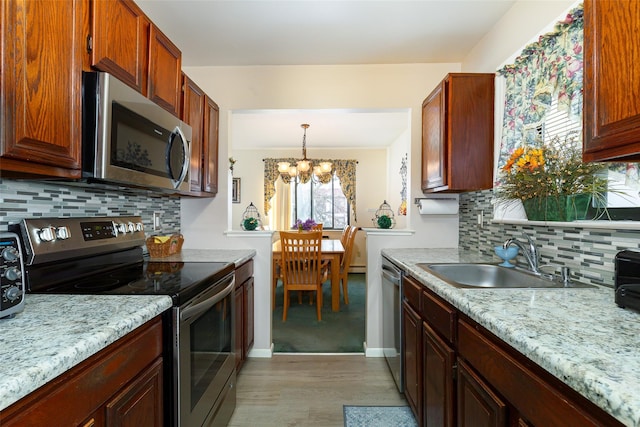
(459, 190, 640, 288)
(0, 179, 181, 235)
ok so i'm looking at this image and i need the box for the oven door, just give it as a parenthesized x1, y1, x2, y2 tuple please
(174, 273, 236, 427)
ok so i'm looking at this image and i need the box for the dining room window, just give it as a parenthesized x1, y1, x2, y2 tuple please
(291, 173, 349, 229)
(263, 158, 357, 230)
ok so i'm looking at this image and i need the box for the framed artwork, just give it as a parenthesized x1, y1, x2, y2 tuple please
(232, 178, 241, 203)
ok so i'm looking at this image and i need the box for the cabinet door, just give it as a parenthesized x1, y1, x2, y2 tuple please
(147, 25, 181, 116)
(402, 300, 423, 424)
(202, 96, 220, 195)
(423, 323, 455, 427)
(1, 0, 83, 177)
(182, 74, 205, 193)
(91, 0, 149, 95)
(457, 359, 507, 427)
(583, 0, 640, 162)
(105, 358, 164, 427)
(244, 276, 254, 356)
(421, 81, 446, 191)
(234, 283, 244, 371)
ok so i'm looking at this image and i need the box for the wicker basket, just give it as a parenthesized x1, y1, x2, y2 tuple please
(146, 234, 184, 258)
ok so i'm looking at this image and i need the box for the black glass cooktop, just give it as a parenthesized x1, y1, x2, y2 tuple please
(24, 247, 234, 306)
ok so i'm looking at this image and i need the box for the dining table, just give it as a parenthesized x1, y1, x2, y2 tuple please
(272, 238, 345, 312)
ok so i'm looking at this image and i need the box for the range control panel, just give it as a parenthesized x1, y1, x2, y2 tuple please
(0, 232, 25, 319)
(10, 216, 146, 266)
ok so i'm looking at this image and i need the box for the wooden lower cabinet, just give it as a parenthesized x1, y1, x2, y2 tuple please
(456, 359, 506, 427)
(423, 322, 455, 427)
(234, 259, 254, 371)
(0, 317, 163, 426)
(403, 274, 624, 427)
(403, 299, 422, 423)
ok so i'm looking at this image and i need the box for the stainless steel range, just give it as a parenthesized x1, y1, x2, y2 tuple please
(10, 216, 236, 427)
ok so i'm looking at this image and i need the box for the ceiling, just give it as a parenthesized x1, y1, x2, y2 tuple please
(136, 0, 516, 149)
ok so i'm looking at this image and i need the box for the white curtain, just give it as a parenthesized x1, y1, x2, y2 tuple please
(268, 178, 292, 231)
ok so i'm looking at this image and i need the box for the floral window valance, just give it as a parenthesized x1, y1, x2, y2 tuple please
(497, 4, 584, 168)
(263, 158, 358, 221)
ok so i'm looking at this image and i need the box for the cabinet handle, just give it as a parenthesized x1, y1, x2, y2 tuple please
(82, 418, 95, 427)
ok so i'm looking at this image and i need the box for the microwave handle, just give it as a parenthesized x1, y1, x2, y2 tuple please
(167, 126, 190, 189)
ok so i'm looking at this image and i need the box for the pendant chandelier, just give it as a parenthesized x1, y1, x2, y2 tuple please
(277, 124, 333, 184)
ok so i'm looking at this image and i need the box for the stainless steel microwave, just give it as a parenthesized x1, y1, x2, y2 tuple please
(82, 72, 192, 193)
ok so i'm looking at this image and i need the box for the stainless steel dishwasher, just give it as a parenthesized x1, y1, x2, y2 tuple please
(382, 255, 404, 392)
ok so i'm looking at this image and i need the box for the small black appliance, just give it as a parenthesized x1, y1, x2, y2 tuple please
(615, 250, 640, 313)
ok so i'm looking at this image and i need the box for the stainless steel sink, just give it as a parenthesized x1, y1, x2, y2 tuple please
(416, 263, 596, 289)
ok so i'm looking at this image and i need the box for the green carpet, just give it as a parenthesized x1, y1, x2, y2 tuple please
(272, 273, 366, 353)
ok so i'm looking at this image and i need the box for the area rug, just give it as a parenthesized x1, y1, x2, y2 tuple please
(343, 405, 417, 427)
(272, 273, 365, 353)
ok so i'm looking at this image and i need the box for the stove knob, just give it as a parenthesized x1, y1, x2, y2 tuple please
(117, 223, 128, 234)
(4, 285, 22, 302)
(38, 226, 56, 242)
(4, 267, 22, 281)
(1, 247, 19, 262)
(56, 226, 71, 240)
(127, 222, 135, 232)
(135, 222, 144, 232)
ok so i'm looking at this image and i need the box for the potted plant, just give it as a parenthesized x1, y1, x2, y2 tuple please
(496, 134, 609, 221)
(293, 218, 317, 231)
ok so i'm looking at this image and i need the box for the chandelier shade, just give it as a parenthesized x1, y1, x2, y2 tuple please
(278, 124, 333, 184)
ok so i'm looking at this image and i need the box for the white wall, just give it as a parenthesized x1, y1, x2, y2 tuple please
(181, 63, 463, 244)
(462, 0, 577, 73)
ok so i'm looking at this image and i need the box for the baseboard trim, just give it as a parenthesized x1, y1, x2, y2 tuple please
(247, 344, 274, 358)
(364, 344, 384, 357)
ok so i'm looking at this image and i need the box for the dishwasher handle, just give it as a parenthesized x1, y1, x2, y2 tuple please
(382, 263, 402, 286)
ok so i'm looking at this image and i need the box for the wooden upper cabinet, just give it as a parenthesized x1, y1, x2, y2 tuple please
(0, 0, 83, 178)
(583, 0, 640, 162)
(422, 81, 446, 191)
(181, 74, 219, 197)
(91, 0, 181, 116)
(182, 74, 206, 192)
(148, 25, 182, 116)
(91, 0, 149, 95)
(203, 96, 219, 195)
(421, 73, 494, 193)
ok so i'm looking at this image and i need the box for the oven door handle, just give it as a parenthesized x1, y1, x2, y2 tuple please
(180, 277, 235, 322)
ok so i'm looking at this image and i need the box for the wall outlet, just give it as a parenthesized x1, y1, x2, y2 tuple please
(153, 212, 161, 231)
(477, 210, 484, 228)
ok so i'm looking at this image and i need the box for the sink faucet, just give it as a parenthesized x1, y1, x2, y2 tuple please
(503, 232, 540, 274)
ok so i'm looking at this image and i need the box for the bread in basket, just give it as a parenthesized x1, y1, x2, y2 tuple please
(146, 234, 184, 258)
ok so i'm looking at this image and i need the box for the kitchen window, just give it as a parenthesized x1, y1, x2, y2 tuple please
(496, 3, 640, 220)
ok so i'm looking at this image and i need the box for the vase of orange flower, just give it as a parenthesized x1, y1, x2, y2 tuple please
(497, 135, 608, 221)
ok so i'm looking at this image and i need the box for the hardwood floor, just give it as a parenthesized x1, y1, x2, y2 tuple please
(228, 355, 407, 427)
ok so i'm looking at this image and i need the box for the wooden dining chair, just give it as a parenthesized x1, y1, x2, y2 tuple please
(339, 225, 350, 246)
(280, 230, 327, 321)
(339, 226, 358, 304)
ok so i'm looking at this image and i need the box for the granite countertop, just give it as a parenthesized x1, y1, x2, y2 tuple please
(0, 294, 172, 412)
(149, 248, 256, 266)
(382, 248, 640, 427)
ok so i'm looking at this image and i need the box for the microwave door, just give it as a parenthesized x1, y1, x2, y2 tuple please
(167, 126, 190, 189)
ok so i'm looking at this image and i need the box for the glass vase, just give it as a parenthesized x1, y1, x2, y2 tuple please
(522, 194, 591, 221)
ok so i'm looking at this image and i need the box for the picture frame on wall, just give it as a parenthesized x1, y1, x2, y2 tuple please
(232, 178, 241, 203)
